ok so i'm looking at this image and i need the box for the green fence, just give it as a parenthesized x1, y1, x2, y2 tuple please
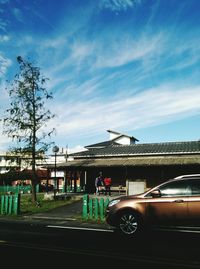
(0, 184, 39, 194)
(1, 193, 20, 215)
(65, 185, 85, 193)
(82, 194, 110, 221)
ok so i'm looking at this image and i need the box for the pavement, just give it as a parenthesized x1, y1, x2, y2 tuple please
(0, 193, 116, 231)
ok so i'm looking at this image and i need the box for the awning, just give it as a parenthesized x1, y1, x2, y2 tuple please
(46, 155, 200, 169)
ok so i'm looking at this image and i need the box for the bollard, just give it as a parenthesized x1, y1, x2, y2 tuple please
(104, 197, 110, 212)
(99, 198, 104, 221)
(0, 194, 20, 215)
(13, 194, 20, 215)
(94, 198, 99, 220)
(82, 194, 89, 219)
(5, 195, 9, 214)
(82, 195, 111, 221)
(89, 198, 93, 219)
(1, 195, 5, 214)
(8, 195, 13, 214)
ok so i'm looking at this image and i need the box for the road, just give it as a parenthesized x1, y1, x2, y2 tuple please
(0, 222, 200, 268)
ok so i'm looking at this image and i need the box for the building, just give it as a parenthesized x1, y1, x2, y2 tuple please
(43, 147, 68, 191)
(51, 130, 200, 194)
(0, 151, 49, 186)
(3, 130, 200, 195)
(0, 146, 68, 191)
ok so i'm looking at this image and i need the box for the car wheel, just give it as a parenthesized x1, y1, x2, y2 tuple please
(117, 211, 141, 237)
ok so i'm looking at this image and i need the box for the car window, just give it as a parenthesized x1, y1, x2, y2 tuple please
(158, 180, 191, 197)
(190, 179, 200, 196)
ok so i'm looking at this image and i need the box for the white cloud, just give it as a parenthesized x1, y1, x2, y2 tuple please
(0, 35, 10, 42)
(0, 54, 12, 76)
(100, 0, 141, 11)
(0, 0, 199, 153)
(70, 42, 93, 60)
(0, 19, 7, 31)
(46, 84, 200, 147)
(68, 145, 86, 154)
(94, 32, 164, 69)
(0, 124, 12, 151)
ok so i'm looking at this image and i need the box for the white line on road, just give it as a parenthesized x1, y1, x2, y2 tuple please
(157, 228, 200, 233)
(46, 225, 114, 233)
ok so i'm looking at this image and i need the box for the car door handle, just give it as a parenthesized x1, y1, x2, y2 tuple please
(174, 199, 184, 203)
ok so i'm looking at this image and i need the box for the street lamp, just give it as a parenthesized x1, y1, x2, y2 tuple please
(52, 145, 59, 193)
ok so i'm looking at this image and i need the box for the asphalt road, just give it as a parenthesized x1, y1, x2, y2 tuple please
(1, 220, 200, 268)
(1, 194, 200, 268)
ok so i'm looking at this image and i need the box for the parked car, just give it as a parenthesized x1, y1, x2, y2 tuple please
(105, 174, 200, 237)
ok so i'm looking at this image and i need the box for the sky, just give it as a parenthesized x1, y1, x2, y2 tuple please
(0, 0, 200, 154)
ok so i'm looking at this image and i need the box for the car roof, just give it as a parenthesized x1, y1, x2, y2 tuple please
(174, 174, 200, 180)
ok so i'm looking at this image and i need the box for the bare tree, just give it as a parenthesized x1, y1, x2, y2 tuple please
(2, 56, 55, 204)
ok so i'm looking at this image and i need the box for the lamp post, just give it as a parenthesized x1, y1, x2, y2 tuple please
(52, 145, 59, 193)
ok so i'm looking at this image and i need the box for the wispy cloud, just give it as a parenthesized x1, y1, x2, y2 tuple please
(58, 32, 198, 95)
(0, 19, 7, 31)
(46, 84, 200, 146)
(0, 0, 9, 32)
(0, 0, 200, 151)
(100, 0, 141, 11)
(0, 54, 12, 77)
(0, 130, 12, 151)
(94, 32, 164, 69)
(12, 8, 23, 22)
(0, 35, 10, 42)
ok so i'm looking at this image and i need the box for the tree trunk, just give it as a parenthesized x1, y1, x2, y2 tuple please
(31, 178, 37, 203)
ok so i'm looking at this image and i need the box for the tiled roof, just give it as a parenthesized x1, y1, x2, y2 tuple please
(71, 141, 200, 158)
(85, 140, 120, 148)
(55, 155, 200, 168)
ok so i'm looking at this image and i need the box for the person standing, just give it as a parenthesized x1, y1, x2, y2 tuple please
(95, 173, 104, 195)
(104, 176, 112, 196)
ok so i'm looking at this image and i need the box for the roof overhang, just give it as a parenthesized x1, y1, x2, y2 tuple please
(46, 155, 200, 169)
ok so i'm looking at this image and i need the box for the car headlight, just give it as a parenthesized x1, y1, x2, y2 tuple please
(108, 199, 120, 207)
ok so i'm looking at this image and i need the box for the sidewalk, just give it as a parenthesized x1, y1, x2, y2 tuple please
(0, 193, 116, 231)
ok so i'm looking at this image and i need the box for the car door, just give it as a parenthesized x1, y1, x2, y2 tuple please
(145, 180, 189, 226)
(186, 179, 200, 226)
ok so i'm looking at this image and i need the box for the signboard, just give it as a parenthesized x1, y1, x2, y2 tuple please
(50, 171, 64, 178)
(126, 180, 146, 195)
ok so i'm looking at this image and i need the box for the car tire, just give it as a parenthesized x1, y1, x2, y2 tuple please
(116, 210, 142, 237)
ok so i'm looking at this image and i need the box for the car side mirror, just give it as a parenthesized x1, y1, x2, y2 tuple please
(150, 189, 161, 198)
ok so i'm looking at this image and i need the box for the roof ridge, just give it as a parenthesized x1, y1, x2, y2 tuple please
(111, 140, 200, 147)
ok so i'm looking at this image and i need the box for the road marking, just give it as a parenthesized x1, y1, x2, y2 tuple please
(46, 225, 114, 233)
(24, 216, 76, 221)
(157, 228, 200, 234)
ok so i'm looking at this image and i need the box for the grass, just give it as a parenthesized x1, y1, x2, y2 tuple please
(0, 192, 108, 225)
(1, 192, 82, 216)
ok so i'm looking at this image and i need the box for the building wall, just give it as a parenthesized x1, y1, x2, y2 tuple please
(115, 137, 131, 145)
(81, 164, 200, 194)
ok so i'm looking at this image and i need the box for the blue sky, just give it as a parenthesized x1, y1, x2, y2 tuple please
(0, 0, 200, 153)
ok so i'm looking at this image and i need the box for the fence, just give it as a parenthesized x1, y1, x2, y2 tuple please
(82, 194, 110, 221)
(0, 184, 39, 194)
(64, 185, 85, 193)
(1, 193, 20, 215)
